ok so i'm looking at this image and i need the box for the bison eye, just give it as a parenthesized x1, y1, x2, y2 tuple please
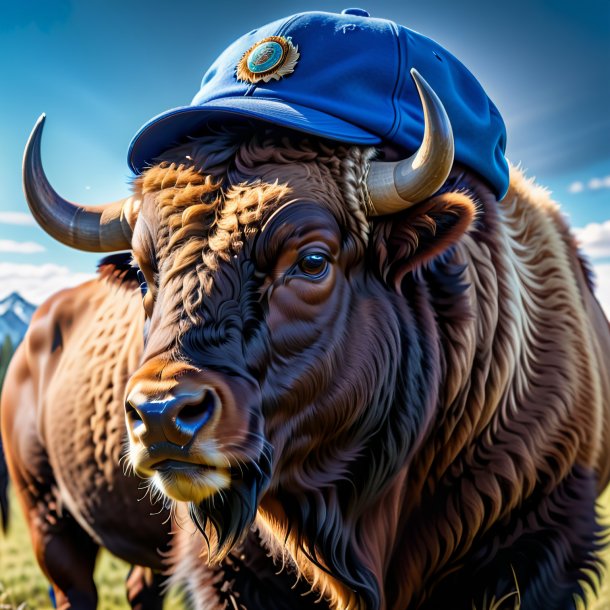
(297, 253, 329, 279)
(136, 269, 148, 298)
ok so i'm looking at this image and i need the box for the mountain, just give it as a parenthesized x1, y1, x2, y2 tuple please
(0, 292, 36, 347)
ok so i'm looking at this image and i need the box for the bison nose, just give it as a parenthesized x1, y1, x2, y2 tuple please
(125, 387, 219, 446)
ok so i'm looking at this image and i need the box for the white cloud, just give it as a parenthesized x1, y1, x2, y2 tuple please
(568, 175, 610, 194)
(0, 239, 45, 254)
(0, 263, 96, 304)
(573, 220, 610, 260)
(589, 176, 610, 190)
(593, 264, 610, 319)
(0, 211, 36, 226)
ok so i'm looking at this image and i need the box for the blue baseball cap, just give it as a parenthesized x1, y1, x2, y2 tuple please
(128, 9, 509, 199)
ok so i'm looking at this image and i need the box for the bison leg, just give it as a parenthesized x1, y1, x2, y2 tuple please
(125, 565, 165, 610)
(6, 442, 99, 608)
(6, 449, 100, 607)
(6, 442, 100, 607)
(36, 516, 100, 610)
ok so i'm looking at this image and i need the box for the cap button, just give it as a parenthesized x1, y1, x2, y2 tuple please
(341, 8, 370, 17)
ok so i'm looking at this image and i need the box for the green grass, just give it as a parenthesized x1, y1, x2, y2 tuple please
(3, 485, 610, 609)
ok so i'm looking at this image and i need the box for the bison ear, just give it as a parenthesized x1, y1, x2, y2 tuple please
(371, 191, 477, 289)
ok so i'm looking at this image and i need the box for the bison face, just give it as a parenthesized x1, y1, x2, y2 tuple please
(122, 143, 374, 557)
(120, 134, 476, 573)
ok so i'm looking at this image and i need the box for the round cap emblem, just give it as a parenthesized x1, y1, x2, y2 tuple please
(236, 36, 300, 84)
(248, 41, 284, 74)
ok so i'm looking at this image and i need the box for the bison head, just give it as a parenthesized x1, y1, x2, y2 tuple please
(24, 75, 477, 608)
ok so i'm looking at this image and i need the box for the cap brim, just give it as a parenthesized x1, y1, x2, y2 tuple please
(128, 96, 382, 174)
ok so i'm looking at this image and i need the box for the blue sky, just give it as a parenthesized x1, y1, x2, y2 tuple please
(0, 0, 608, 305)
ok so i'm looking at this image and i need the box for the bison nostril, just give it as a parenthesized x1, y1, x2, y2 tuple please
(125, 399, 148, 438)
(176, 391, 216, 429)
(125, 400, 142, 422)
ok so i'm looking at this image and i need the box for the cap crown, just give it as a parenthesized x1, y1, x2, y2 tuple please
(129, 10, 509, 198)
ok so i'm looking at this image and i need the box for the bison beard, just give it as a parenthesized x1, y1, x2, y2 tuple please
(187, 457, 272, 561)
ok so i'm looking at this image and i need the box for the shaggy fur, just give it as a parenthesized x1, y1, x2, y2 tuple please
(119, 128, 610, 610)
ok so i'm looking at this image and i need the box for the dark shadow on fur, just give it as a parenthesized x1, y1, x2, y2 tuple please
(97, 252, 139, 286)
(420, 465, 603, 610)
(212, 529, 333, 610)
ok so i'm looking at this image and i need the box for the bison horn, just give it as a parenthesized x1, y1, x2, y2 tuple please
(366, 69, 455, 215)
(23, 114, 136, 252)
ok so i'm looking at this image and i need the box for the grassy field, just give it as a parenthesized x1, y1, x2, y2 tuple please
(2, 486, 610, 609)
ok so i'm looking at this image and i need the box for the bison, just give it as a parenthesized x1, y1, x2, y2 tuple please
(5, 8, 610, 610)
